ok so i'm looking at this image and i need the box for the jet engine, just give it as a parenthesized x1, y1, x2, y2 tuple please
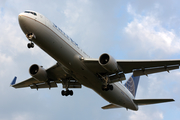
(99, 53, 119, 73)
(29, 64, 48, 81)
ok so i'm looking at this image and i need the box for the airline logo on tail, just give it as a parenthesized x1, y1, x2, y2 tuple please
(124, 75, 140, 97)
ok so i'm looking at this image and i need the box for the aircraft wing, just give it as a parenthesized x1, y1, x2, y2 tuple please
(133, 99, 174, 105)
(11, 77, 43, 88)
(83, 59, 180, 76)
(11, 63, 81, 89)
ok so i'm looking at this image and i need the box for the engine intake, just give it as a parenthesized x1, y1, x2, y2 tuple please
(99, 53, 119, 73)
(29, 64, 48, 81)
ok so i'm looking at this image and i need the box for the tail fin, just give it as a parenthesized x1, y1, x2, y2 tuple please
(124, 74, 140, 97)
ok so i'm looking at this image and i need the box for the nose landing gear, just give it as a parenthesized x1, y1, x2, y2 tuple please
(26, 33, 36, 49)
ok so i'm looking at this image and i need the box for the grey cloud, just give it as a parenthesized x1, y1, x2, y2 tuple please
(128, 0, 180, 36)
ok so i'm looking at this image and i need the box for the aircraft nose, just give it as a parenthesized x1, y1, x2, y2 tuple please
(18, 13, 29, 33)
(18, 13, 25, 25)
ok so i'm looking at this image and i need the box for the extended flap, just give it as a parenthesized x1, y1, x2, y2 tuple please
(30, 82, 57, 89)
(133, 65, 179, 76)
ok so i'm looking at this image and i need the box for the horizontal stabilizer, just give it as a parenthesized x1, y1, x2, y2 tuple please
(102, 103, 123, 109)
(133, 99, 174, 106)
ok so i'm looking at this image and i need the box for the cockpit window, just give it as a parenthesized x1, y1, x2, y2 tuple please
(24, 11, 37, 16)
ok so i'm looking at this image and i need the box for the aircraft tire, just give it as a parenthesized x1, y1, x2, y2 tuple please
(70, 90, 73, 96)
(27, 43, 34, 48)
(31, 43, 34, 48)
(27, 43, 31, 48)
(61, 90, 65, 96)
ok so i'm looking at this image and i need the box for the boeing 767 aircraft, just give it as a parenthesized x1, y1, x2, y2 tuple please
(11, 10, 180, 111)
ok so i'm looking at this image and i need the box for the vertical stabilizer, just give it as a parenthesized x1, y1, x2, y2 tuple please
(124, 75, 140, 97)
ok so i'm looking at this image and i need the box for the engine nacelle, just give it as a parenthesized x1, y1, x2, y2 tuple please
(29, 64, 48, 81)
(99, 53, 119, 73)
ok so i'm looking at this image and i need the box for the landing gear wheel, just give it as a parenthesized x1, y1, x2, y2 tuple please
(27, 43, 31, 48)
(61, 90, 65, 96)
(31, 43, 34, 48)
(65, 90, 69, 96)
(27, 43, 34, 48)
(69, 90, 73, 96)
(61, 90, 73, 96)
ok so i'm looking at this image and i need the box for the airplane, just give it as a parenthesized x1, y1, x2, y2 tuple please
(11, 10, 180, 111)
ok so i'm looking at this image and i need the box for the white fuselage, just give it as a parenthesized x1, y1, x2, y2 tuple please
(18, 11, 138, 110)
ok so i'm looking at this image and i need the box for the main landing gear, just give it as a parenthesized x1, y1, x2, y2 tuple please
(99, 75, 114, 91)
(61, 80, 73, 96)
(26, 33, 36, 49)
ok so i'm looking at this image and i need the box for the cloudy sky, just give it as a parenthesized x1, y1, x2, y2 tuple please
(0, 0, 180, 120)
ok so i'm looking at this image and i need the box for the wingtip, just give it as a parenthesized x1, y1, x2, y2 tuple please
(10, 76, 17, 86)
